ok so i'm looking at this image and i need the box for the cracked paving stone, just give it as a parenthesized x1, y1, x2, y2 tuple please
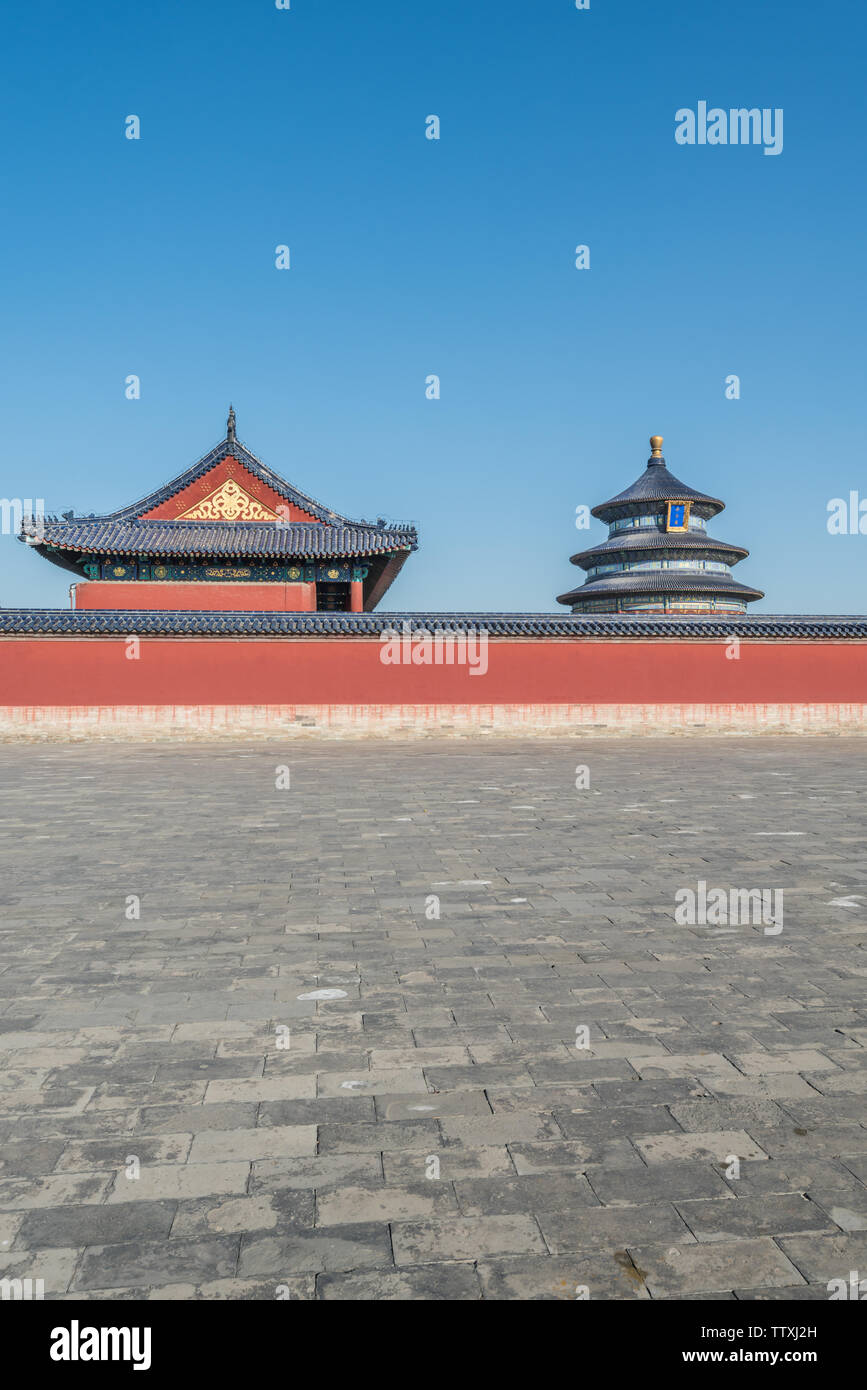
(238, 1223, 392, 1276)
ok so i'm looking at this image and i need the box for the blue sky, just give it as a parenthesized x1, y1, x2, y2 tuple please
(2, 0, 865, 612)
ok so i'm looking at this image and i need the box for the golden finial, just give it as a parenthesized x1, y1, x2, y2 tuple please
(650, 435, 663, 458)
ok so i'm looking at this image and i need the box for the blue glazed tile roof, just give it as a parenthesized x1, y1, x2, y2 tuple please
(26, 518, 417, 560)
(1, 611, 866, 639)
(20, 428, 419, 576)
(570, 529, 749, 568)
(558, 571, 765, 605)
(592, 457, 724, 521)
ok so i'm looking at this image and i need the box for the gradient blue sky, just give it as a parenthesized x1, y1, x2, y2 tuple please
(2, 0, 865, 612)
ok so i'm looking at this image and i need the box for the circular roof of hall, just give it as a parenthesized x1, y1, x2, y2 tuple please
(570, 528, 749, 569)
(591, 458, 725, 522)
(557, 569, 764, 606)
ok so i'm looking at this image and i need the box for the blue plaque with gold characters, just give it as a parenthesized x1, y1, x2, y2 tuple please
(666, 500, 691, 532)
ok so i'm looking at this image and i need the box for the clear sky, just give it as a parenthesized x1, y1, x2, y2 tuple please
(2, 0, 865, 613)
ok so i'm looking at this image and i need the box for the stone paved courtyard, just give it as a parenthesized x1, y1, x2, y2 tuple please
(1, 736, 866, 1300)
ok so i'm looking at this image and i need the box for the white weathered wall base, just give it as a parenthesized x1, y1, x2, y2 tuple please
(0, 702, 864, 740)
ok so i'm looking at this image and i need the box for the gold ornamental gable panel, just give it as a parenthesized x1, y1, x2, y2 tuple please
(179, 478, 280, 521)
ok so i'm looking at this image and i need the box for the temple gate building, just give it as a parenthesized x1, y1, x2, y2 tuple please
(557, 435, 763, 615)
(21, 409, 417, 613)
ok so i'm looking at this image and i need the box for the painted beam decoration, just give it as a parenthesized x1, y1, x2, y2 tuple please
(86, 562, 369, 584)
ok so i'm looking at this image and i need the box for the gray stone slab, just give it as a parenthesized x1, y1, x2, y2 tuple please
(454, 1173, 599, 1216)
(586, 1161, 734, 1207)
(17, 1201, 177, 1249)
(391, 1214, 546, 1264)
(676, 1194, 837, 1241)
(317, 1181, 459, 1225)
(249, 1154, 383, 1192)
(316, 1262, 481, 1300)
(134, 1103, 259, 1134)
(5, 737, 867, 1299)
(537, 1202, 693, 1254)
(238, 1223, 392, 1276)
(627, 1239, 806, 1297)
(171, 1189, 314, 1237)
(477, 1254, 650, 1300)
(73, 1237, 241, 1291)
(776, 1232, 867, 1284)
(510, 1139, 645, 1173)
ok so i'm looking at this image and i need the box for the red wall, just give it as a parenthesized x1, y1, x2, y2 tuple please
(1, 638, 865, 707)
(74, 582, 317, 612)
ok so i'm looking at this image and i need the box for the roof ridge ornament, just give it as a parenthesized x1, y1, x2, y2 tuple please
(649, 434, 664, 463)
(227, 405, 236, 444)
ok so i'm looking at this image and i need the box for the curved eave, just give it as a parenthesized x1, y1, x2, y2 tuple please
(557, 570, 764, 606)
(570, 530, 749, 569)
(591, 461, 725, 522)
(23, 529, 417, 574)
(23, 546, 83, 577)
(363, 552, 410, 610)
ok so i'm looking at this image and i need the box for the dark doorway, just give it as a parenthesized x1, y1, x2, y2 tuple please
(317, 581, 351, 612)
